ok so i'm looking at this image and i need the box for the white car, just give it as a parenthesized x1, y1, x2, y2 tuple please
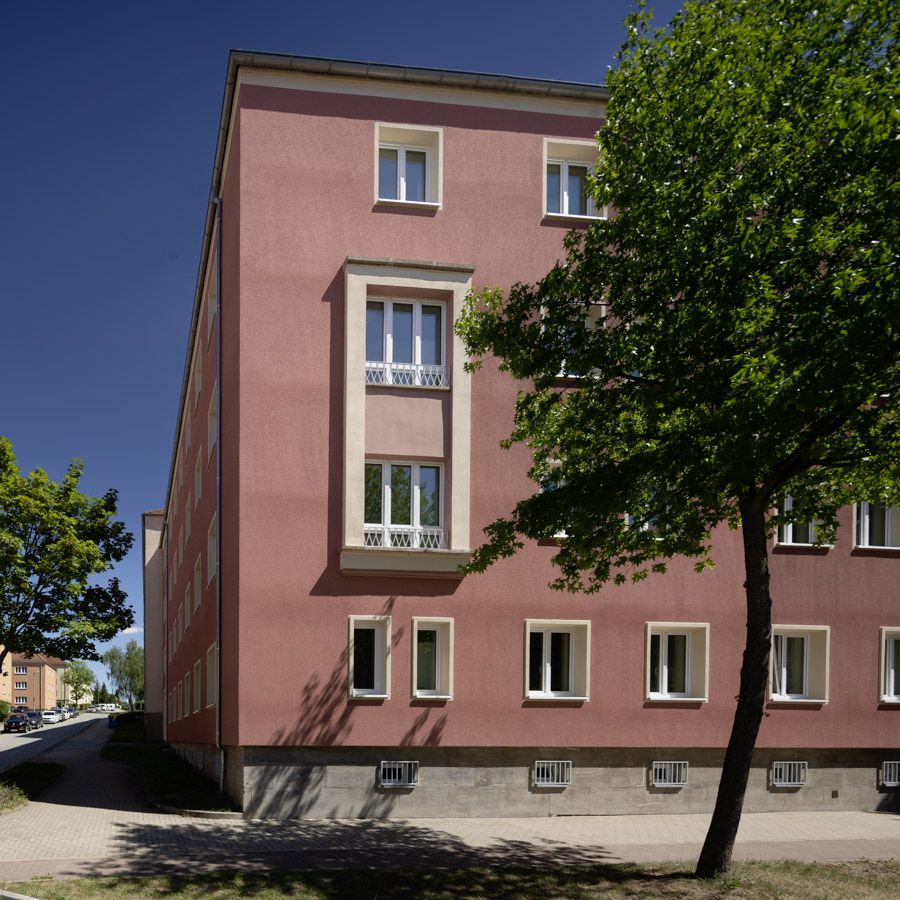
(42, 709, 61, 724)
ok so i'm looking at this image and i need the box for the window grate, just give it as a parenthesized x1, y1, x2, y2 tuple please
(533, 760, 572, 787)
(882, 761, 900, 788)
(771, 761, 808, 787)
(364, 526, 444, 550)
(649, 760, 689, 787)
(365, 361, 448, 388)
(379, 760, 419, 788)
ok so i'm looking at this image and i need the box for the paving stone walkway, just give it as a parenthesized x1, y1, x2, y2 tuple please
(0, 720, 898, 881)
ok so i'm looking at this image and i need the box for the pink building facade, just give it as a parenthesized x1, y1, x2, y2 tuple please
(145, 52, 900, 818)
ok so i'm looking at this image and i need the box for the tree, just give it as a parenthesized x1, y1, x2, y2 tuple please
(0, 437, 134, 671)
(62, 659, 95, 706)
(456, 0, 898, 878)
(103, 640, 144, 710)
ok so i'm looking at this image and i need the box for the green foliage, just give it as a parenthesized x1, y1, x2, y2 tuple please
(62, 659, 96, 705)
(0, 700, 9, 722)
(103, 639, 144, 709)
(456, 0, 899, 591)
(0, 437, 134, 667)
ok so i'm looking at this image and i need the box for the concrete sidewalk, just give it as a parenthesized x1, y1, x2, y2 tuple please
(0, 720, 897, 881)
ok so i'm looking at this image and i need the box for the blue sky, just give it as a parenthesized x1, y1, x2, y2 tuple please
(0, 0, 683, 686)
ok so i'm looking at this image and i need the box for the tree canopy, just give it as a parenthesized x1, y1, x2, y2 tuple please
(0, 437, 134, 670)
(103, 639, 144, 710)
(62, 659, 96, 706)
(457, 0, 897, 877)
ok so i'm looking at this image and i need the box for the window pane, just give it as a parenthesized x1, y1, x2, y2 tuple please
(419, 466, 440, 527)
(666, 634, 687, 694)
(793, 521, 812, 544)
(378, 148, 398, 200)
(405, 150, 427, 202)
(392, 303, 413, 363)
(891, 638, 900, 696)
(416, 629, 437, 692)
(785, 636, 805, 695)
(529, 631, 544, 692)
(364, 464, 382, 524)
(649, 633, 661, 693)
(353, 627, 376, 690)
(567, 165, 588, 216)
(550, 631, 571, 692)
(869, 503, 887, 546)
(390, 465, 412, 525)
(366, 301, 384, 362)
(772, 636, 784, 694)
(421, 305, 442, 365)
(546, 163, 561, 214)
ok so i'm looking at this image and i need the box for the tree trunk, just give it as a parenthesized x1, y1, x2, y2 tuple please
(695, 497, 773, 877)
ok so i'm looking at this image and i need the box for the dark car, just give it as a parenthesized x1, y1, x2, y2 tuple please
(3, 713, 30, 733)
(25, 711, 43, 730)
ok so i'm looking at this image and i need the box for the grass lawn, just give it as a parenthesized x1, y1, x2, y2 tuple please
(101, 713, 237, 812)
(0, 761, 65, 813)
(2, 860, 899, 899)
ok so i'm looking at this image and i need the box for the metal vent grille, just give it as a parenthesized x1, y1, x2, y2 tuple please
(882, 761, 900, 788)
(379, 760, 419, 788)
(771, 760, 808, 787)
(533, 760, 572, 787)
(649, 760, 689, 787)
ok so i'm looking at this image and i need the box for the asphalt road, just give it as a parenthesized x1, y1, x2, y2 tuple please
(0, 713, 103, 774)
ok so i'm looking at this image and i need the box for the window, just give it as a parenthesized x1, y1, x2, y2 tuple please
(184, 671, 191, 715)
(882, 761, 900, 788)
(207, 515, 217, 585)
(645, 623, 709, 701)
(193, 556, 202, 611)
(193, 660, 201, 713)
(364, 461, 443, 550)
(177, 681, 183, 719)
(379, 760, 419, 787)
(771, 761, 807, 787)
(194, 451, 202, 506)
(177, 604, 184, 645)
(524, 620, 590, 700)
(15, 681, 26, 690)
(207, 387, 217, 460)
(776, 496, 818, 545)
(412, 618, 453, 698)
(178, 528, 184, 567)
(770, 626, 829, 702)
(15, 696, 27, 705)
(184, 586, 191, 631)
(206, 644, 217, 708)
(375, 123, 441, 206)
(365, 299, 447, 388)
(856, 502, 900, 548)
(880, 628, 900, 703)
(533, 760, 572, 787)
(185, 499, 191, 539)
(185, 420, 191, 451)
(649, 761, 689, 787)
(543, 139, 605, 219)
(349, 616, 391, 698)
(193, 358, 202, 409)
(14, 665, 27, 675)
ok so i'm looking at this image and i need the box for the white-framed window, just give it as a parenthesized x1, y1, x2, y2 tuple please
(177, 603, 184, 645)
(184, 671, 191, 716)
(206, 643, 217, 708)
(178, 527, 184, 567)
(525, 620, 591, 700)
(771, 760, 807, 787)
(880, 628, 900, 703)
(855, 502, 900, 548)
(365, 299, 448, 388)
(412, 618, 453, 699)
(185, 420, 191, 451)
(375, 123, 441, 206)
(543, 139, 604, 220)
(14, 681, 27, 690)
(770, 626, 830, 702)
(206, 515, 217, 585)
(193, 556, 202, 611)
(193, 660, 201, 713)
(177, 680, 183, 719)
(776, 496, 818, 545)
(349, 615, 391, 698)
(379, 760, 419, 787)
(533, 760, 572, 787)
(14, 666, 26, 675)
(207, 386, 217, 460)
(185, 499, 191, 539)
(649, 760, 689, 787)
(364, 461, 444, 550)
(194, 450, 203, 507)
(184, 585, 191, 631)
(881, 761, 900, 788)
(15, 696, 27, 705)
(645, 623, 709, 701)
(193, 358, 202, 409)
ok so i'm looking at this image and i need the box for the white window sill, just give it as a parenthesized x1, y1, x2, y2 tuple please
(366, 381, 450, 392)
(774, 542, 833, 549)
(525, 695, 589, 702)
(768, 697, 828, 704)
(350, 692, 389, 700)
(543, 212, 606, 223)
(646, 695, 707, 703)
(375, 198, 441, 210)
(880, 697, 900, 704)
(414, 693, 452, 700)
(854, 544, 900, 551)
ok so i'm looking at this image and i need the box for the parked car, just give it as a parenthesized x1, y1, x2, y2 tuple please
(13, 705, 29, 713)
(3, 713, 30, 733)
(25, 711, 43, 730)
(42, 709, 61, 724)
(67, 707, 78, 718)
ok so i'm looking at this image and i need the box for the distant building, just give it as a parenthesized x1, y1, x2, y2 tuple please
(145, 51, 900, 819)
(0, 648, 10, 705)
(10, 654, 63, 710)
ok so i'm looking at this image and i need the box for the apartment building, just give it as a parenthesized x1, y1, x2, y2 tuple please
(0, 648, 10, 705)
(10, 654, 61, 710)
(145, 51, 900, 819)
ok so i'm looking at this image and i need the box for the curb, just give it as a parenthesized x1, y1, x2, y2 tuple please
(1, 889, 44, 900)
(153, 802, 243, 821)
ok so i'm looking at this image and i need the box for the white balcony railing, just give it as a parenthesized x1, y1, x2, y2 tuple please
(364, 525, 444, 550)
(365, 361, 448, 388)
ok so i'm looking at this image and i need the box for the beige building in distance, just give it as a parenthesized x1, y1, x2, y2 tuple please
(10, 654, 63, 710)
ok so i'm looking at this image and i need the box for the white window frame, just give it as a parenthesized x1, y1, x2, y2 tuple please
(15, 696, 27, 705)
(365, 298, 448, 388)
(206, 643, 217, 708)
(207, 386, 217, 461)
(194, 450, 203, 507)
(374, 123, 442, 208)
(184, 585, 191, 632)
(349, 615, 391, 699)
(364, 461, 445, 550)
(184, 670, 191, 716)
(193, 555, 202, 611)
(776, 495, 819, 546)
(855, 502, 900, 549)
(649, 760, 689, 787)
(880, 627, 900, 703)
(770, 626, 830, 703)
(378, 143, 432, 203)
(206, 515, 217, 586)
(193, 357, 202, 410)
(771, 760, 808, 787)
(645, 623, 710, 702)
(411, 617, 453, 699)
(14, 666, 26, 675)
(185, 499, 191, 539)
(379, 760, 419, 787)
(524, 620, 590, 701)
(545, 158, 601, 218)
(14, 681, 27, 690)
(881, 761, 900, 788)
(543, 138, 605, 220)
(533, 760, 572, 787)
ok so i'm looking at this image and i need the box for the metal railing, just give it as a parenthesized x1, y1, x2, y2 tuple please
(365, 361, 448, 388)
(533, 759, 572, 787)
(379, 760, 419, 788)
(364, 525, 444, 550)
(649, 760, 689, 787)
(771, 760, 808, 787)
(882, 761, 900, 787)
